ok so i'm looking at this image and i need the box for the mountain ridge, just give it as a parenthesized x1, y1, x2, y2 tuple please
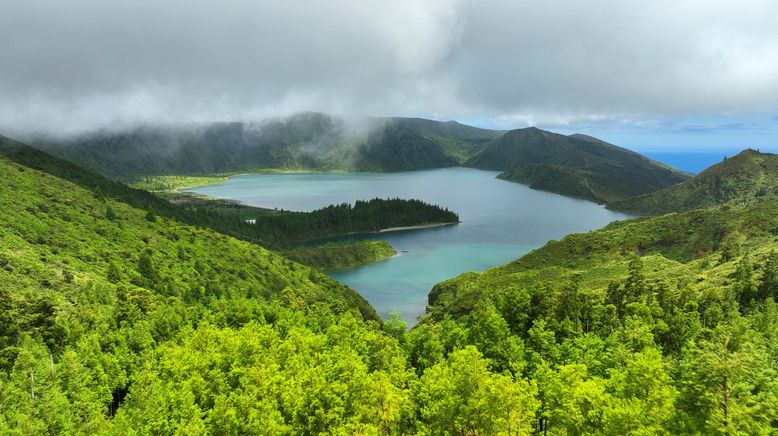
(19, 117, 692, 206)
(28, 114, 503, 179)
(465, 127, 690, 203)
(609, 148, 778, 215)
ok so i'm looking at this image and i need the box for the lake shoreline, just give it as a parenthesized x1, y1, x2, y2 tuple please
(377, 222, 460, 233)
(187, 168, 632, 325)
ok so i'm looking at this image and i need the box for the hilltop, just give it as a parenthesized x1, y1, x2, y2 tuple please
(610, 149, 778, 215)
(465, 127, 689, 202)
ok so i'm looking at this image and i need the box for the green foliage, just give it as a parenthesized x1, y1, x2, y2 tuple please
(422, 194, 778, 434)
(611, 149, 778, 215)
(284, 240, 397, 270)
(416, 346, 538, 435)
(677, 316, 778, 434)
(129, 175, 227, 193)
(202, 197, 459, 248)
(165, 192, 458, 249)
(1, 134, 457, 259)
(0, 138, 536, 435)
(352, 123, 459, 171)
(104, 204, 117, 221)
(466, 127, 689, 202)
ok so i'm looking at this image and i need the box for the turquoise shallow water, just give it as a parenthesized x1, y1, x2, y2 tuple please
(188, 168, 632, 324)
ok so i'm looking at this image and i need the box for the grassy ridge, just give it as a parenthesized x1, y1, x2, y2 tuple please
(410, 199, 778, 433)
(427, 201, 778, 315)
(610, 149, 778, 215)
(1, 134, 458, 261)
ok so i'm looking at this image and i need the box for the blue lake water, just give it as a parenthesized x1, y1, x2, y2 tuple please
(188, 168, 632, 324)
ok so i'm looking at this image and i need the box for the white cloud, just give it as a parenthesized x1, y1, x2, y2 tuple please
(1, 0, 777, 134)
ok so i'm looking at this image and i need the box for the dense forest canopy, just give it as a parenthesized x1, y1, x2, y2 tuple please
(177, 197, 459, 248)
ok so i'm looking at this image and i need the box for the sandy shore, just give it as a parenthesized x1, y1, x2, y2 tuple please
(377, 222, 459, 233)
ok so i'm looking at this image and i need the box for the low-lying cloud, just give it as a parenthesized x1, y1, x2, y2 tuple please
(1, 0, 777, 135)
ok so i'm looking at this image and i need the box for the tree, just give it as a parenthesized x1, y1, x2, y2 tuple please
(624, 256, 646, 302)
(677, 317, 778, 434)
(526, 319, 558, 372)
(534, 363, 607, 435)
(105, 204, 117, 221)
(602, 347, 677, 434)
(137, 250, 157, 286)
(758, 251, 778, 301)
(734, 256, 758, 309)
(106, 262, 122, 283)
(383, 312, 407, 341)
(466, 300, 525, 374)
(417, 346, 538, 435)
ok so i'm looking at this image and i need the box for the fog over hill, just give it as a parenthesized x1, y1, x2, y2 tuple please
(25, 113, 502, 179)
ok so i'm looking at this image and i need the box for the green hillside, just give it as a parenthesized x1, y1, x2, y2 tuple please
(466, 127, 689, 202)
(610, 149, 778, 215)
(351, 123, 459, 171)
(414, 200, 778, 433)
(31, 114, 501, 179)
(284, 240, 397, 271)
(387, 117, 503, 163)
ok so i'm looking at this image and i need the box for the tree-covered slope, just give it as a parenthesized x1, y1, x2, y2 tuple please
(30, 114, 502, 179)
(389, 117, 504, 163)
(5, 130, 778, 433)
(0, 138, 378, 322)
(284, 240, 397, 271)
(351, 123, 459, 171)
(415, 200, 778, 434)
(466, 127, 689, 202)
(32, 113, 336, 178)
(154, 190, 459, 249)
(610, 149, 778, 215)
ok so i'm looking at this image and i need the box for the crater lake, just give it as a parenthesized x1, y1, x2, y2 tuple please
(187, 168, 632, 324)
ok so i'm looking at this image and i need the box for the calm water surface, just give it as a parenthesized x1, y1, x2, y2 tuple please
(188, 168, 632, 324)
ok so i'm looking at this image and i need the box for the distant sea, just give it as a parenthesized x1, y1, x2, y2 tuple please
(642, 151, 736, 174)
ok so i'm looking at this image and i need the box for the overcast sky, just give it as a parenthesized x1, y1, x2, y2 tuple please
(1, 0, 777, 150)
